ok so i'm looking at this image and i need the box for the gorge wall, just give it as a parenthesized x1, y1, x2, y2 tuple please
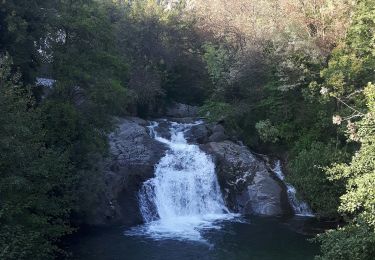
(84, 103, 305, 226)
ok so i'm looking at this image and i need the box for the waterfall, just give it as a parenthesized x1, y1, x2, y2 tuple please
(134, 121, 233, 241)
(272, 161, 314, 217)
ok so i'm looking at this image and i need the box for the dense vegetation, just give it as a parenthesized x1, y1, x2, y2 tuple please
(0, 0, 374, 259)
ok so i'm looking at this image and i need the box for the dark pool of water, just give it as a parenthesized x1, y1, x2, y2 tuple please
(67, 216, 322, 260)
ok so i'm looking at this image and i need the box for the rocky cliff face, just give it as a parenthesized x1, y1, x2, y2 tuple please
(86, 107, 291, 226)
(201, 141, 291, 216)
(85, 117, 168, 226)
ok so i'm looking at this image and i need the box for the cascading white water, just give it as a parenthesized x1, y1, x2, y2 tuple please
(134, 121, 233, 241)
(272, 161, 314, 217)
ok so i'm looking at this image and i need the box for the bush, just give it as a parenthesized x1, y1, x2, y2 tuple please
(255, 119, 280, 143)
(287, 141, 347, 217)
(315, 222, 375, 260)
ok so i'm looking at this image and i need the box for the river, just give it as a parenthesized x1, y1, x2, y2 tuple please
(68, 216, 320, 259)
(67, 120, 321, 259)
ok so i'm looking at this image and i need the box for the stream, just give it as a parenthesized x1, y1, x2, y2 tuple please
(68, 216, 320, 259)
(68, 120, 321, 259)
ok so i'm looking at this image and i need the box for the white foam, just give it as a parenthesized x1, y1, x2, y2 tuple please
(128, 120, 235, 241)
(272, 161, 314, 217)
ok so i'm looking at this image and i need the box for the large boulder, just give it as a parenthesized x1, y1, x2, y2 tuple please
(84, 116, 292, 227)
(185, 123, 211, 143)
(208, 124, 227, 142)
(85, 117, 168, 226)
(185, 123, 228, 144)
(201, 141, 290, 216)
(166, 102, 199, 118)
(153, 119, 171, 140)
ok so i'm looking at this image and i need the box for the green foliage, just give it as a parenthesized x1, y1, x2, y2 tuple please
(199, 101, 232, 122)
(274, 40, 323, 92)
(0, 0, 374, 259)
(287, 141, 347, 217)
(319, 0, 375, 110)
(0, 1, 129, 258)
(313, 1, 375, 258)
(315, 222, 375, 260)
(255, 119, 280, 143)
(0, 1, 206, 257)
(0, 55, 74, 259)
(0, 0, 56, 83)
(115, 0, 208, 113)
(346, 0, 375, 57)
(52, 0, 129, 122)
(202, 43, 230, 88)
(329, 2, 375, 218)
(316, 84, 375, 259)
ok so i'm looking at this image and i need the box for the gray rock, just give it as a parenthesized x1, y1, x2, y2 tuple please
(211, 124, 225, 134)
(185, 124, 211, 144)
(236, 170, 283, 215)
(121, 116, 148, 126)
(201, 141, 287, 216)
(185, 123, 228, 144)
(85, 118, 168, 226)
(208, 132, 228, 142)
(166, 103, 199, 118)
(84, 117, 290, 227)
(208, 125, 228, 142)
(153, 119, 171, 139)
(167, 117, 197, 124)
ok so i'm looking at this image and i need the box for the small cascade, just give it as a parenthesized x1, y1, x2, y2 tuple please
(272, 161, 314, 217)
(132, 120, 234, 241)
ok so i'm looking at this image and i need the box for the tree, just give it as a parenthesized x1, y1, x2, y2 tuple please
(0, 0, 56, 83)
(0, 55, 74, 259)
(314, 1, 375, 257)
(316, 84, 375, 260)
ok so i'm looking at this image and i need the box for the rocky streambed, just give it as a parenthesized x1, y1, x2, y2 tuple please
(81, 103, 309, 227)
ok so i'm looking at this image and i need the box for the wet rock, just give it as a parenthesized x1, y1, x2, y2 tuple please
(236, 171, 284, 215)
(185, 123, 228, 144)
(85, 117, 168, 226)
(153, 119, 171, 139)
(208, 124, 228, 142)
(167, 117, 197, 124)
(84, 114, 291, 227)
(201, 141, 287, 216)
(185, 124, 211, 144)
